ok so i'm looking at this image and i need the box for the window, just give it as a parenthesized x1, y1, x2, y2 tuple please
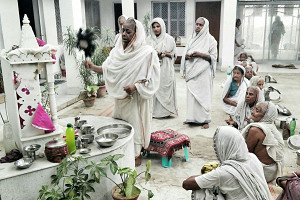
(152, 1, 185, 37)
(85, 0, 100, 28)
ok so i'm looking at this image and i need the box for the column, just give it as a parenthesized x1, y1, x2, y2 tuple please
(122, 0, 134, 18)
(219, 0, 237, 71)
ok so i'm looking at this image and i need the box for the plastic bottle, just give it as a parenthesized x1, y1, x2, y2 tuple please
(227, 66, 232, 77)
(3, 120, 17, 153)
(290, 118, 296, 136)
(66, 123, 76, 154)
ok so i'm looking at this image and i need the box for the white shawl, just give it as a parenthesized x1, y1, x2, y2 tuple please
(242, 102, 284, 177)
(250, 76, 265, 102)
(233, 86, 262, 130)
(146, 18, 177, 114)
(102, 20, 160, 99)
(215, 126, 271, 200)
(180, 17, 217, 81)
(221, 65, 248, 115)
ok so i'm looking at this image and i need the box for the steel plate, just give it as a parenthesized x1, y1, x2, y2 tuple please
(97, 124, 132, 139)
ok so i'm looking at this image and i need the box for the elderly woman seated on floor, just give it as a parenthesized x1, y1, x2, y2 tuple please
(242, 101, 284, 183)
(225, 86, 262, 130)
(237, 52, 258, 75)
(182, 126, 271, 200)
(250, 76, 265, 102)
(245, 66, 254, 81)
(222, 65, 248, 115)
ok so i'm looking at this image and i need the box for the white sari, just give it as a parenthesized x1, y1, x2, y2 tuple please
(180, 17, 218, 124)
(221, 65, 248, 115)
(146, 18, 178, 118)
(102, 20, 160, 156)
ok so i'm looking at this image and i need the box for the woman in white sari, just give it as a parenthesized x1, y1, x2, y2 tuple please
(146, 18, 178, 118)
(113, 15, 128, 47)
(183, 126, 271, 200)
(180, 17, 217, 129)
(222, 65, 248, 115)
(85, 19, 160, 166)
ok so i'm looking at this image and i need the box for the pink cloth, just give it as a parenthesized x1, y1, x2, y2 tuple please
(32, 103, 55, 133)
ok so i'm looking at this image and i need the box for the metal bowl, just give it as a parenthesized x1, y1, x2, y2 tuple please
(81, 134, 94, 144)
(97, 124, 132, 139)
(95, 133, 119, 148)
(14, 158, 33, 169)
(287, 135, 300, 150)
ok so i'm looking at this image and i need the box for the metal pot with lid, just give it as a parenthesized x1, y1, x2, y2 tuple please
(45, 138, 68, 163)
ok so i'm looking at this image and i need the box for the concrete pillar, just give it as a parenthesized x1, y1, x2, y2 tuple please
(122, 0, 134, 18)
(185, 0, 195, 44)
(59, 0, 85, 94)
(136, 0, 151, 22)
(0, 0, 21, 49)
(100, 0, 115, 30)
(219, 0, 237, 71)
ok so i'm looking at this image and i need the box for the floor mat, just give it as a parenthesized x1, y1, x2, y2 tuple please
(98, 103, 114, 117)
(268, 183, 282, 200)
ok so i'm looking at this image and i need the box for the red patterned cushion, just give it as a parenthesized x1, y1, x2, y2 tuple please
(146, 129, 190, 160)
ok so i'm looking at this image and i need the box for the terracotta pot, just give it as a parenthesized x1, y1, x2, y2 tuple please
(97, 85, 106, 98)
(111, 184, 140, 200)
(83, 97, 96, 107)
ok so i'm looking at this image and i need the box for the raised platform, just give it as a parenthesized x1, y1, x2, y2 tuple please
(0, 116, 135, 200)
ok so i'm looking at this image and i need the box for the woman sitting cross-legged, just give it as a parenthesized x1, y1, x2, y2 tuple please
(182, 126, 271, 200)
(225, 86, 262, 130)
(222, 65, 248, 115)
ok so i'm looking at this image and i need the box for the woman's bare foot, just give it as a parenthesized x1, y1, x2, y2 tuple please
(201, 123, 209, 129)
(135, 155, 141, 167)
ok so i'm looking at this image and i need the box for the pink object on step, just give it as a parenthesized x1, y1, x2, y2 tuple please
(32, 103, 56, 133)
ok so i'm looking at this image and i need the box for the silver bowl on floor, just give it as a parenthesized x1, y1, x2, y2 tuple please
(287, 135, 300, 150)
(97, 124, 132, 139)
(95, 133, 119, 147)
(14, 158, 33, 169)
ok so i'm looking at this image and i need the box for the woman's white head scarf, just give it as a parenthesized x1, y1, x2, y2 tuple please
(214, 126, 271, 200)
(250, 76, 264, 88)
(147, 18, 166, 46)
(259, 101, 278, 123)
(102, 19, 160, 99)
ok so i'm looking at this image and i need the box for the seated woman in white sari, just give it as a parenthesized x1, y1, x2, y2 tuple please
(146, 17, 178, 118)
(242, 102, 284, 182)
(182, 126, 271, 200)
(225, 86, 262, 130)
(222, 65, 248, 115)
(250, 76, 265, 102)
(85, 19, 160, 166)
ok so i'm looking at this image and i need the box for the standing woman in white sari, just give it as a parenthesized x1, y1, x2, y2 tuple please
(85, 19, 160, 166)
(180, 17, 217, 129)
(222, 65, 248, 115)
(146, 18, 178, 118)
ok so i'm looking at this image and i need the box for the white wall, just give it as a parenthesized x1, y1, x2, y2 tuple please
(0, 0, 21, 50)
(100, 0, 115, 31)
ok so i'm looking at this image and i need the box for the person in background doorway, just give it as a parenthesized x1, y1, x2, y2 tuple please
(113, 15, 128, 46)
(180, 17, 217, 129)
(146, 17, 178, 118)
(234, 19, 244, 58)
(270, 16, 285, 59)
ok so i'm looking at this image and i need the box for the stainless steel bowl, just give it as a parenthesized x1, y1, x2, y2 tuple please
(14, 158, 33, 169)
(97, 124, 132, 139)
(287, 135, 300, 150)
(81, 124, 95, 135)
(81, 134, 94, 144)
(95, 133, 119, 147)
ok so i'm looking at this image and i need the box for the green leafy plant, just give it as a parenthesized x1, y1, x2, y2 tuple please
(38, 154, 124, 200)
(143, 12, 151, 36)
(81, 85, 98, 99)
(91, 47, 110, 86)
(102, 156, 154, 199)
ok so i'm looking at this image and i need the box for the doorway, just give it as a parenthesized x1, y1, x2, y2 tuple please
(114, 3, 137, 34)
(195, 2, 221, 54)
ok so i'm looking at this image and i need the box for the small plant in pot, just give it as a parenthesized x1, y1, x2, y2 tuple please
(81, 85, 98, 107)
(102, 155, 154, 200)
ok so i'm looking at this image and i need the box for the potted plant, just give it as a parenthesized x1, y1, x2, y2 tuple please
(80, 85, 98, 107)
(101, 155, 154, 200)
(38, 154, 124, 200)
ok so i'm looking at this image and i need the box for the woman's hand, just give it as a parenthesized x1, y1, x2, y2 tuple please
(185, 54, 191, 60)
(84, 60, 95, 71)
(123, 84, 136, 95)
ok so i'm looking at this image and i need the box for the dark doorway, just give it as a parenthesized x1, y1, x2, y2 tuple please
(114, 3, 137, 34)
(196, 2, 221, 58)
(18, 0, 42, 39)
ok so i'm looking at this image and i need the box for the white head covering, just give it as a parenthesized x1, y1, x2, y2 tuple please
(117, 15, 128, 33)
(147, 18, 166, 46)
(214, 126, 271, 200)
(180, 17, 217, 80)
(102, 19, 160, 99)
(242, 101, 284, 177)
